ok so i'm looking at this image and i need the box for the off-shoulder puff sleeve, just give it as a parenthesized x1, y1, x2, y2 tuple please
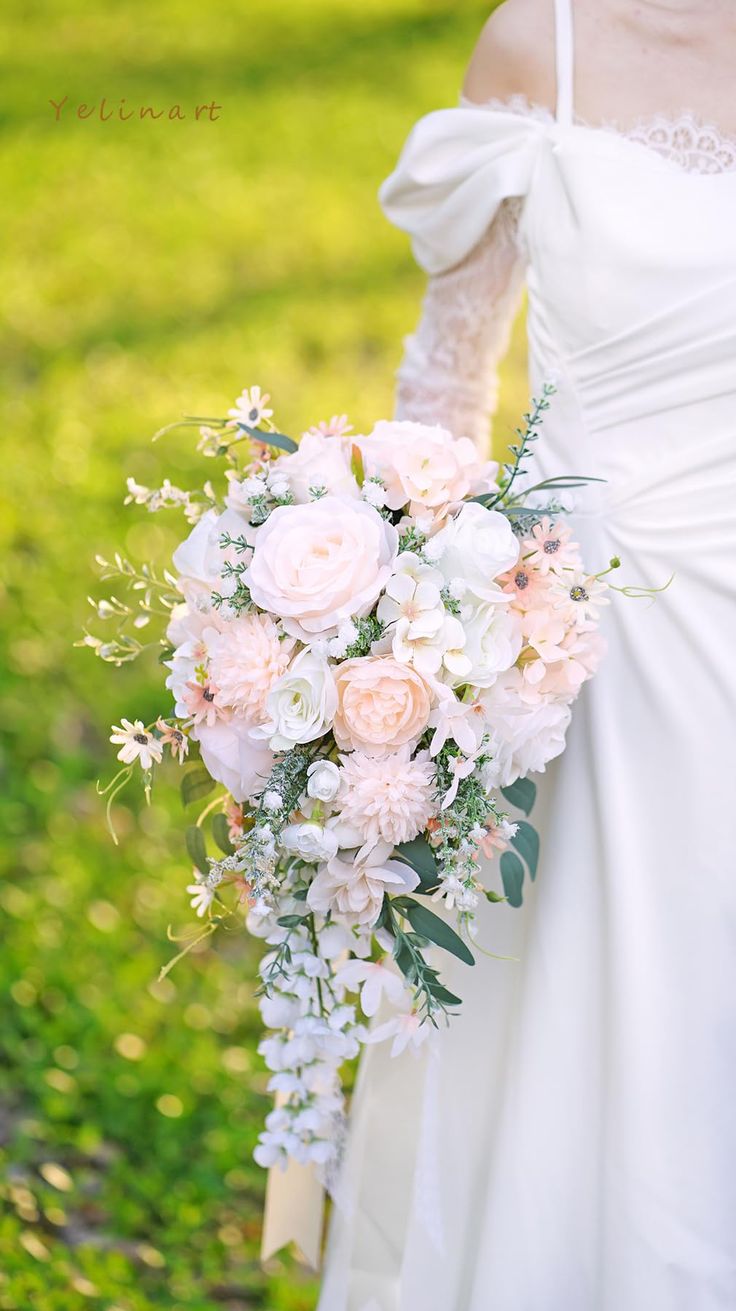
(378, 105, 546, 450)
(378, 105, 546, 276)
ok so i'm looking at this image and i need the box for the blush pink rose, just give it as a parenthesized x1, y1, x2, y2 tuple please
(245, 496, 398, 640)
(356, 419, 498, 512)
(333, 656, 433, 757)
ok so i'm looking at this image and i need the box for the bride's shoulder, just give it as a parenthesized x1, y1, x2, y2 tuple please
(462, 0, 556, 108)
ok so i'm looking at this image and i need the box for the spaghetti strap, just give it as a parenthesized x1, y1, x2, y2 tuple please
(554, 0, 575, 125)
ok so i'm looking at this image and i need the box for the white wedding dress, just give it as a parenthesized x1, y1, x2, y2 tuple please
(317, 2, 736, 1306)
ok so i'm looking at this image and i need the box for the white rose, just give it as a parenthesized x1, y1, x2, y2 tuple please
(356, 419, 498, 512)
(281, 821, 339, 863)
(193, 719, 275, 803)
(480, 670, 572, 786)
(245, 496, 398, 639)
(270, 432, 359, 504)
(432, 502, 520, 602)
(306, 759, 341, 802)
(172, 507, 255, 610)
(457, 600, 522, 689)
(255, 647, 338, 750)
(164, 604, 213, 710)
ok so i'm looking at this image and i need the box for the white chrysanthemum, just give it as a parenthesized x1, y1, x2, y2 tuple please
(337, 746, 437, 849)
(206, 613, 295, 723)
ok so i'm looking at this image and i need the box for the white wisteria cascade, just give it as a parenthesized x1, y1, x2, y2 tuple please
(83, 383, 622, 1179)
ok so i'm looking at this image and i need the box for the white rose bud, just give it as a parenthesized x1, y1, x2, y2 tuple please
(281, 821, 339, 863)
(306, 759, 341, 802)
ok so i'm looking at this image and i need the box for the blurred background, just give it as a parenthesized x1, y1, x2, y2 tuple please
(0, 1, 525, 1306)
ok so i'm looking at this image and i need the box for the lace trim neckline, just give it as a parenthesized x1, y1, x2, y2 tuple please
(458, 93, 736, 176)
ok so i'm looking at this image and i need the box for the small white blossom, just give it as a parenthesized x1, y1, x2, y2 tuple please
(268, 475, 290, 499)
(361, 478, 387, 509)
(422, 536, 444, 563)
(262, 789, 284, 813)
(218, 573, 239, 598)
(186, 879, 215, 917)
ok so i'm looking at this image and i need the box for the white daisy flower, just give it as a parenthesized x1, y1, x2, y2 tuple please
(228, 385, 273, 428)
(109, 719, 163, 770)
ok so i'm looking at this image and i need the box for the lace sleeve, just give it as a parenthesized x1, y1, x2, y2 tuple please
(393, 197, 527, 450)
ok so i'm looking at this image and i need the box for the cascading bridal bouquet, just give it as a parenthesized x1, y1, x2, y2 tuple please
(82, 382, 619, 1180)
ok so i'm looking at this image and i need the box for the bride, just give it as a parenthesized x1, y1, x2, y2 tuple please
(315, 1, 736, 1308)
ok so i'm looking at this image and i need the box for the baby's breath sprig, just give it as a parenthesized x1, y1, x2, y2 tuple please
(398, 523, 427, 554)
(234, 748, 314, 907)
(342, 615, 384, 660)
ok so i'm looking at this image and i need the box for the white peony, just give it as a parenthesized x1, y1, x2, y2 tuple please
(194, 718, 275, 803)
(245, 496, 398, 640)
(269, 432, 360, 503)
(255, 646, 338, 751)
(165, 604, 213, 712)
(431, 502, 520, 603)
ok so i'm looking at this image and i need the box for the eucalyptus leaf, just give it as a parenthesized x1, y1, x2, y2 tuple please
(511, 820, 540, 880)
(212, 812, 235, 857)
(500, 851, 525, 908)
(185, 825, 209, 876)
(431, 984, 463, 1008)
(500, 777, 537, 816)
(236, 422, 298, 454)
(393, 836, 440, 892)
(181, 767, 216, 807)
(395, 898, 475, 967)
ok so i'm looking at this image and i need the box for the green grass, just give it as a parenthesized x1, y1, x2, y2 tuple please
(0, 1, 524, 1306)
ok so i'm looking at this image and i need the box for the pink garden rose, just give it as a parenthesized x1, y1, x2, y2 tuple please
(356, 419, 498, 513)
(245, 496, 398, 640)
(333, 655, 434, 757)
(269, 432, 359, 503)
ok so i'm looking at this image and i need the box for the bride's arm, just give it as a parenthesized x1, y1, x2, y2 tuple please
(393, 197, 527, 450)
(391, 1, 551, 450)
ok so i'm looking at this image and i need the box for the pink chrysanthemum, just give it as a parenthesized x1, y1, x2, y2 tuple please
(206, 614, 295, 723)
(337, 746, 437, 849)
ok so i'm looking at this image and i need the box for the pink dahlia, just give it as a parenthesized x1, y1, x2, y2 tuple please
(337, 746, 437, 850)
(205, 614, 295, 724)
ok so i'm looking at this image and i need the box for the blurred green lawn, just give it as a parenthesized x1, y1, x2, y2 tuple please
(0, 1, 525, 1307)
